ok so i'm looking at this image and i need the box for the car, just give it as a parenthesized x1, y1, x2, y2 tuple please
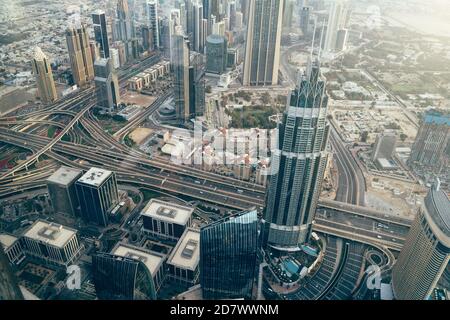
(377, 235, 382, 239)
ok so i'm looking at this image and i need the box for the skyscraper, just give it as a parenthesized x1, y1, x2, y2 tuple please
(142, 25, 155, 52)
(409, 110, 450, 175)
(172, 33, 191, 123)
(75, 167, 119, 227)
(300, 6, 311, 35)
(262, 60, 330, 250)
(200, 210, 258, 299)
(243, 0, 284, 86)
(371, 132, 397, 162)
(189, 52, 206, 117)
(206, 34, 228, 74)
(47, 166, 83, 217)
(282, 0, 294, 28)
(323, 0, 348, 53)
(392, 181, 450, 300)
(66, 25, 95, 87)
(0, 244, 24, 300)
(94, 58, 121, 113)
(114, 0, 134, 59)
(31, 47, 57, 104)
(92, 11, 110, 59)
(147, 0, 160, 49)
(193, 2, 205, 52)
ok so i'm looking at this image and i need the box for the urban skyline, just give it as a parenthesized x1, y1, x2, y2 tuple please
(0, 0, 449, 304)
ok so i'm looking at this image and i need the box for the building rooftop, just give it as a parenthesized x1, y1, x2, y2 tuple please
(46, 166, 82, 186)
(112, 244, 164, 276)
(77, 167, 113, 187)
(141, 199, 193, 226)
(23, 220, 76, 248)
(168, 228, 200, 271)
(0, 234, 18, 250)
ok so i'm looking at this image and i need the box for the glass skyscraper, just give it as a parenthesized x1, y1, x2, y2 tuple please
(200, 210, 258, 300)
(262, 59, 330, 250)
(92, 252, 157, 300)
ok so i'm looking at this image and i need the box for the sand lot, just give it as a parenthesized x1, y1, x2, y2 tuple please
(129, 128, 153, 144)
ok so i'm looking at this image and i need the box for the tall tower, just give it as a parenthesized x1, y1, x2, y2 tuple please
(0, 244, 24, 300)
(114, 0, 134, 59)
(94, 58, 121, 114)
(92, 11, 110, 59)
(392, 182, 450, 300)
(323, 0, 348, 53)
(243, 0, 284, 86)
(31, 47, 57, 104)
(172, 32, 191, 123)
(200, 210, 258, 299)
(147, 0, 160, 49)
(66, 25, 95, 87)
(193, 2, 205, 52)
(262, 60, 330, 250)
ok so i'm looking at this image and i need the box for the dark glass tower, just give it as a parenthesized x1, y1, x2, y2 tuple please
(262, 60, 330, 251)
(92, 11, 110, 58)
(200, 210, 258, 299)
(92, 252, 157, 300)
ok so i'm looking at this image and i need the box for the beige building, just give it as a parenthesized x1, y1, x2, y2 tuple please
(66, 25, 95, 87)
(32, 47, 57, 104)
(392, 182, 450, 300)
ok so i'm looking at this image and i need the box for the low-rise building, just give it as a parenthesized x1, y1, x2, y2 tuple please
(0, 234, 25, 265)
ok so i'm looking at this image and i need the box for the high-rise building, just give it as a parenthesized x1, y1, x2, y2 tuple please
(392, 181, 450, 300)
(94, 58, 121, 113)
(114, 0, 134, 59)
(206, 34, 228, 74)
(409, 110, 450, 174)
(200, 210, 258, 299)
(283, 0, 294, 28)
(229, 1, 237, 30)
(47, 166, 83, 217)
(0, 244, 24, 300)
(142, 25, 155, 52)
(323, 0, 348, 53)
(89, 40, 101, 62)
(172, 33, 191, 122)
(31, 47, 57, 104)
(189, 52, 206, 117)
(212, 20, 226, 36)
(193, 2, 205, 52)
(335, 28, 348, 51)
(66, 25, 95, 87)
(75, 167, 119, 226)
(262, 60, 330, 250)
(92, 250, 158, 300)
(372, 132, 397, 162)
(92, 11, 110, 58)
(147, 0, 160, 49)
(300, 6, 311, 35)
(243, 0, 284, 86)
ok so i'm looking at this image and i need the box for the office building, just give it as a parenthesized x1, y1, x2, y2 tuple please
(0, 245, 24, 300)
(200, 210, 258, 299)
(189, 52, 206, 117)
(372, 132, 397, 162)
(172, 33, 191, 122)
(0, 234, 25, 266)
(206, 34, 228, 74)
(75, 167, 119, 227)
(227, 47, 238, 67)
(283, 0, 294, 28)
(32, 47, 57, 104)
(47, 166, 83, 217)
(89, 40, 101, 62)
(409, 110, 450, 174)
(21, 220, 82, 266)
(142, 25, 155, 52)
(167, 228, 200, 285)
(147, 0, 160, 49)
(92, 10, 110, 58)
(110, 48, 121, 69)
(94, 58, 121, 114)
(212, 20, 225, 36)
(243, 0, 284, 86)
(141, 199, 194, 240)
(114, 0, 134, 60)
(392, 182, 450, 300)
(335, 28, 348, 51)
(300, 6, 311, 35)
(323, 0, 349, 53)
(66, 25, 95, 87)
(92, 246, 160, 300)
(193, 2, 205, 52)
(262, 60, 330, 250)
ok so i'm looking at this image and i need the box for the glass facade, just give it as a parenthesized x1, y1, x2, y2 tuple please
(200, 210, 258, 299)
(92, 252, 157, 300)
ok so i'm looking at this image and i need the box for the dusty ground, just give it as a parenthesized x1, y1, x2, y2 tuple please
(129, 127, 153, 144)
(121, 91, 156, 107)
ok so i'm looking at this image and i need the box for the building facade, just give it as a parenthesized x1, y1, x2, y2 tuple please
(392, 182, 450, 300)
(200, 210, 258, 299)
(0, 245, 23, 300)
(75, 167, 119, 227)
(66, 25, 95, 87)
(32, 47, 57, 104)
(147, 0, 160, 49)
(172, 33, 191, 122)
(206, 34, 228, 74)
(92, 11, 110, 58)
(94, 58, 121, 113)
(262, 60, 330, 250)
(47, 166, 83, 217)
(243, 0, 284, 86)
